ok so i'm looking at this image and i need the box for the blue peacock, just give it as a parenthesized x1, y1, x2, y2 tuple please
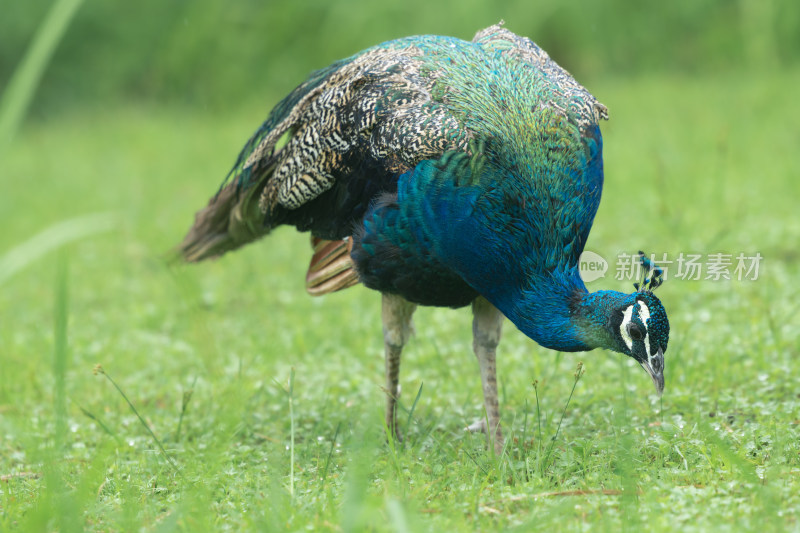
(179, 23, 670, 452)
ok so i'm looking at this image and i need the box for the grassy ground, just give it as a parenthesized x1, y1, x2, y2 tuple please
(1, 69, 799, 531)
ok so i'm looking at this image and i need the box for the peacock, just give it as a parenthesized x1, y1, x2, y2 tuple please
(178, 23, 670, 452)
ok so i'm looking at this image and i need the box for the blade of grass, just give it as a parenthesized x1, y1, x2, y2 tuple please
(542, 362, 584, 472)
(385, 498, 412, 533)
(521, 397, 529, 460)
(42, 252, 81, 533)
(340, 429, 379, 533)
(460, 446, 489, 477)
(532, 380, 543, 470)
(288, 367, 295, 501)
(53, 254, 68, 445)
(174, 376, 198, 442)
(319, 422, 341, 490)
(0, 0, 84, 157)
(403, 381, 424, 445)
(0, 213, 117, 287)
(381, 409, 405, 487)
(93, 365, 181, 475)
(616, 432, 641, 531)
(76, 403, 122, 446)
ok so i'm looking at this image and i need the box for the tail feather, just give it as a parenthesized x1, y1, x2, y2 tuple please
(178, 186, 362, 295)
(306, 237, 360, 295)
(178, 180, 267, 262)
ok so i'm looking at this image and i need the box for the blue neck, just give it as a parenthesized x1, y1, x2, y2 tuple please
(492, 267, 588, 352)
(490, 269, 625, 353)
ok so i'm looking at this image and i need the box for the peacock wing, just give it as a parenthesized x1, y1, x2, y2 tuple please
(179, 36, 473, 263)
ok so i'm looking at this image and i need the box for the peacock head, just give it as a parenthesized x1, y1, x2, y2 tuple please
(609, 253, 670, 395)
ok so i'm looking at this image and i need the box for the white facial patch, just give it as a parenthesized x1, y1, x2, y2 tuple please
(637, 301, 652, 357)
(620, 304, 634, 351)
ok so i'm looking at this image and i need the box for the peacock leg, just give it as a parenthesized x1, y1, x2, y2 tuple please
(470, 296, 505, 453)
(381, 293, 417, 441)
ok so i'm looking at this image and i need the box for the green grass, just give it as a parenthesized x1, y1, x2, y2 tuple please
(1, 70, 799, 531)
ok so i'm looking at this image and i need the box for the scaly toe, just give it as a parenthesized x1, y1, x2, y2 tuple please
(466, 418, 487, 434)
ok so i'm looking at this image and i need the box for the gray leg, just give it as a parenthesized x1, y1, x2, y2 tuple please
(471, 296, 505, 453)
(381, 293, 417, 440)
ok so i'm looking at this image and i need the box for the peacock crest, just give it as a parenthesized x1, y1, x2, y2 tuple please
(635, 250, 665, 293)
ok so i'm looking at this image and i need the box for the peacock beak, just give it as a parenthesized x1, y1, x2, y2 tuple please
(639, 347, 665, 396)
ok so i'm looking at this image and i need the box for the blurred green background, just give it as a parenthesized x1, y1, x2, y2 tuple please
(3, 0, 798, 119)
(2, 1, 800, 530)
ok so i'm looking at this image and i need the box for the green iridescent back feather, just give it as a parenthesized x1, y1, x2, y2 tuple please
(179, 23, 607, 268)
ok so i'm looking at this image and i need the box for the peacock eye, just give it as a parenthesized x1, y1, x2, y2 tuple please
(627, 323, 644, 341)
